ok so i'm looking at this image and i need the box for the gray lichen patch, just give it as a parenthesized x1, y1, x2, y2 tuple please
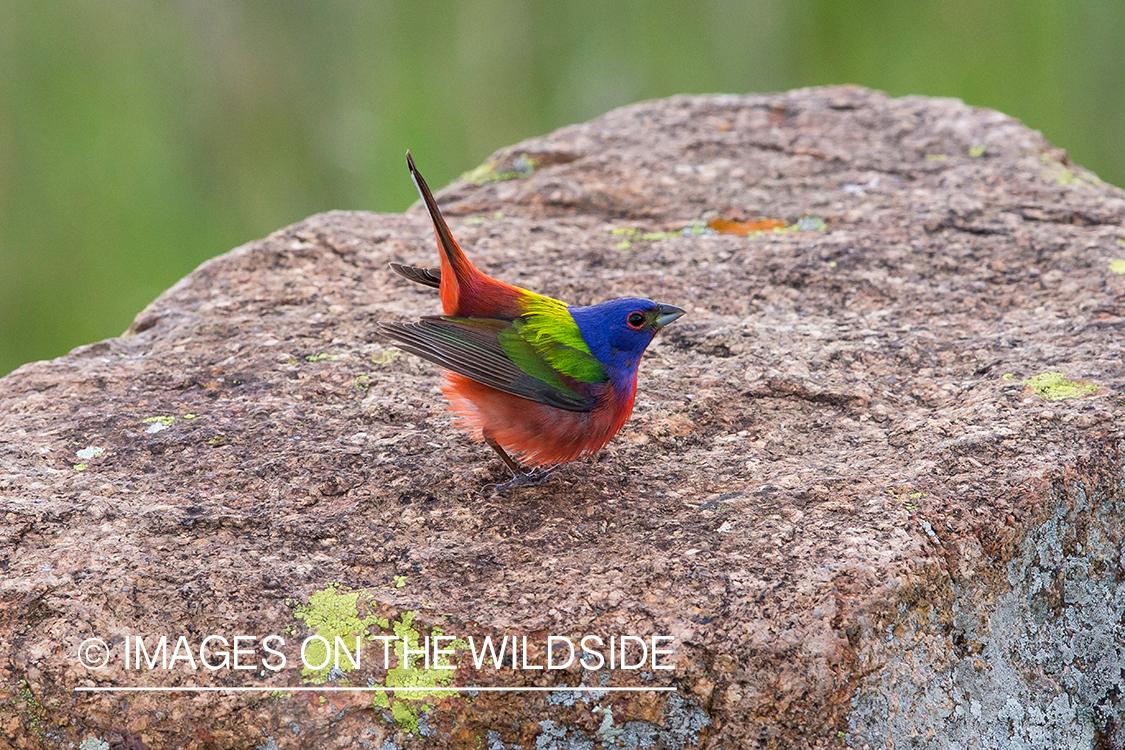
(74, 446, 105, 460)
(525, 692, 709, 750)
(848, 469, 1125, 749)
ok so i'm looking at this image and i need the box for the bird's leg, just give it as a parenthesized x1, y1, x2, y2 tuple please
(485, 435, 523, 476)
(483, 435, 553, 490)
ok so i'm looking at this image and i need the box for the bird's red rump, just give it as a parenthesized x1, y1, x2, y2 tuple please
(443, 373, 636, 468)
(446, 270, 525, 319)
(409, 150, 525, 319)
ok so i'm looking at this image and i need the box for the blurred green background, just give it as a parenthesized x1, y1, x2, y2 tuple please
(1, 1, 1123, 377)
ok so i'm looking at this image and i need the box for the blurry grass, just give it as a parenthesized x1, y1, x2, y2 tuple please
(0, 0, 1123, 375)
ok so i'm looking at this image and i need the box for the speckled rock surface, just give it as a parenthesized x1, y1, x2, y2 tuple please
(1, 87, 1124, 749)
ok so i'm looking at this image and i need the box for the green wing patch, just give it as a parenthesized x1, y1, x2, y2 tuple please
(510, 294, 608, 383)
(499, 320, 606, 384)
(377, 316, 598, 412)
(377, 293, 607, 412)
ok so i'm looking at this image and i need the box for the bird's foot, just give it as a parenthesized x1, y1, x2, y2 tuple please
(486, 468, 554, 492)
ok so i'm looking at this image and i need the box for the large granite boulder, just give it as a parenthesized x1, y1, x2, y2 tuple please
(1, 86, 1123, 749)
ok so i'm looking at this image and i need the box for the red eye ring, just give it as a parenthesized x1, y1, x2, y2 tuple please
(626, 311, 646, 329)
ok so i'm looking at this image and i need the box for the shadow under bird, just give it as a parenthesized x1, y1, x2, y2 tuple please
(378, 152, 685, 481)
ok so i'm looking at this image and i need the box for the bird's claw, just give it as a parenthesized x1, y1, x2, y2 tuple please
(485, 468, 554, 492)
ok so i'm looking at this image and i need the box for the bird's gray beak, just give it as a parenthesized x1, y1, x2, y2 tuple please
(652, 304, 686, 330)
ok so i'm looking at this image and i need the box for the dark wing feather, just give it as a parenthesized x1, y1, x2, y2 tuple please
(378, 317, 596, 412)
(389, 262, 442, 289)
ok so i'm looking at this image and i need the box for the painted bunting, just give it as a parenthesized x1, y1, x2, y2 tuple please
(379, 152, 685, 478)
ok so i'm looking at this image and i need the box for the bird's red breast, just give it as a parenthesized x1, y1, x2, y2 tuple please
(443, 372, 637, 467)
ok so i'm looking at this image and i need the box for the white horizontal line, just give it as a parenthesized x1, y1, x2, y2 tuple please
(75, 686, 675, 693)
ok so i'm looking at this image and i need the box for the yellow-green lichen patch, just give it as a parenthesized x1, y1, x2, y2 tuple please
(371, 349, 400, 365)
(19, 680, 45, 741)
(394, 575, 407, 588)
(611, 227, 640, 249)
(462, 154, 537, 185)
(611, 220, 720, 249)
(924, 153, 948, 161)
(969, 145, 986, 158)
(1054, 166, 1078, 186)
(386, 612, 457, 697)
(1024, 371, 1098, 401)
(391, 700, 422, 733)
(73, 464, 88, 471)
(294, 586, 383, 683)
(370, 611, 468, 733)
(305, 353, 345, 362)
(1039, 152, 1102, 189)
(462, 161, 502, 185)
(1109, 259, 1125, 275)
(888, 488, 922, 512)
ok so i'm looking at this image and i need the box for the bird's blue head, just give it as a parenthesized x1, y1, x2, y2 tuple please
(569, 298, 686, 385)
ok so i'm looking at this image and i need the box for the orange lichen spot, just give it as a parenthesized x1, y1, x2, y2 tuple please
(707, 218, 787, 235)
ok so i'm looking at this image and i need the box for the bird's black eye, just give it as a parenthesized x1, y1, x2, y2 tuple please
(626, 312, 646, 329)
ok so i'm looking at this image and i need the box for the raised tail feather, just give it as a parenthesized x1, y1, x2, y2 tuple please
(389, 262, 441, 289)
(407, 151, 475, 278)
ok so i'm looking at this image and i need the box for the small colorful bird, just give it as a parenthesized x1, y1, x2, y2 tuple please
(379, 152, 685, 480)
